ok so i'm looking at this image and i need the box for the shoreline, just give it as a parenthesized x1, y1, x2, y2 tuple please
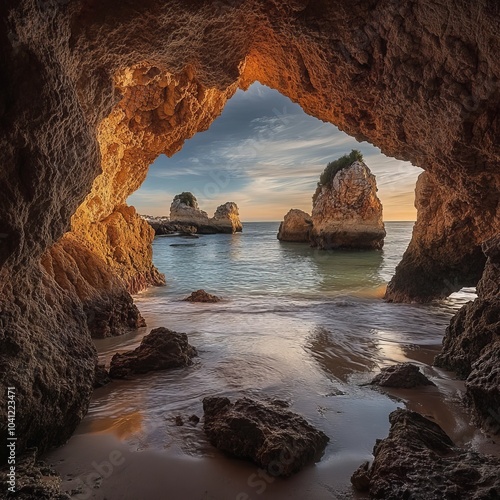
(44, 292, 500, 499)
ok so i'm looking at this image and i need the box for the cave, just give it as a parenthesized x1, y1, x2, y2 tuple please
(1, 0, 499, 496)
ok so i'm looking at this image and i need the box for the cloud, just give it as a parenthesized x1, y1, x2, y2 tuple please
(128, 83, 422, 221)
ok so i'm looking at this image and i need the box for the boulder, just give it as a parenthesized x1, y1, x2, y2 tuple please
(0, 449, 68, 499)
(369, 363, 435, 388)
(183, 290, 222, 303)
(210, 202, 243, 234)
(310, 156, 386, 250)
(352, 409, 500, 499)
(109, 327, 197, 378)
(202, 397, 329, 476)
(93, 363, 111, 388)
(277, 209, 312, 242)
(435, 235, 500, 433)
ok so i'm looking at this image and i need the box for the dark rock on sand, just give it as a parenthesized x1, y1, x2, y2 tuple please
(0, 449, 69, 499)
(370, 363, 435, 388)
(109, 327, 197, 379)
(183, 289, 221, 303)
(93, 363, 111, 388)
(189, 414, 200, 425)
(202, 397, 329, 477)
(351, 409, 500, 499)
(175, 416, 184, 426)
(350, 461, 370, 492)
(435, 236, 500, 433)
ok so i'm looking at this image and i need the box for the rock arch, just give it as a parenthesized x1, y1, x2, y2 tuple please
(1, 0, 499, 457)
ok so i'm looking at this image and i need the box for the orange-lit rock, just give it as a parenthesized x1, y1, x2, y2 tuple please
(310, 160, 386, 250)
(277, 209, 312, 243)
(0, 0, 499, 461)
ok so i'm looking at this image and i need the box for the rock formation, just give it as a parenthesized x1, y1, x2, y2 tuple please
(0, 0, 499, 461)
(0, 449, 68, 499)
(183, 290, 222, 303)
(277, 209, 312, 242)
(94, 364, 111, 388)
(385, 172, 490, 302)
(210, 202, 243, 233)
(310, 156, 386, 249)
(202, 397, 329, 476)
(109, 327, 197, 379)
(435, 235, 500, 433)
(369, 363, 435, 388)
(169, 194, 242, 234)
(351, 409, 500, 498)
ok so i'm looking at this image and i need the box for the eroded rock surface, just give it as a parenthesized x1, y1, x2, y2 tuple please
(202, 397, 329, 476)
(109, 327, 197, 379)
(169, 194, 242, 234)
(434, 236, 500, 433)
(352, 409, 500, 499)
(370, 363, 435, 388)
(1, 0, 499, 461)
(277, 209, 312, 242)
(0, 449, 69, 499)
(183, 290, 222, 303)
(310, 160, 385, 250)
(385, 172, 491, 302)
(94, 363, 111, 388)
(210, 202, 243, 234)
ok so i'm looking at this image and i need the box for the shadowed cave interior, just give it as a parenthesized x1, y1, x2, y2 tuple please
(0, 1, 499, 496)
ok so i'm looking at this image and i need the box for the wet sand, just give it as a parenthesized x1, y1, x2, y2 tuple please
(45, 341, 500, 500)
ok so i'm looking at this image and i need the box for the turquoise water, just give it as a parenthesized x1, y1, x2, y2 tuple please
(74, 222, 480, 498)
(149, 221, 409, 299)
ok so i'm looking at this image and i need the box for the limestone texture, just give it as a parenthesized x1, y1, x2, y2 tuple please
(310, 161, 386, 249)
(352, 409, 500, 499)
(202, 397, 329, 476)
(277, 209, 312, 242)
(0, 449, 68, 499)
(370, 363, 435, 388)
(170, 194, 242, 234)
(109, 327, 197, 379)
(435, 235, 500, 433)
(0, 0, 499, 460)
(385, 172, 490, 302)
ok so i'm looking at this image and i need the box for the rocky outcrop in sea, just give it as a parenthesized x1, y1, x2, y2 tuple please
(277, 209, 312, 242)
(278, 152, 386, 250)
(310, 155, 386, 250)
(142, 193, 242, 235)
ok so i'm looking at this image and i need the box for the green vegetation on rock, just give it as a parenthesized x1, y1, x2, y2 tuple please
(174, 192, 197, 207)
(319, 150, 363, 187)
(313, 150, 364, 204)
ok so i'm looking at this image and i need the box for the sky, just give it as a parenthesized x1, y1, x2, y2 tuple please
(128, 83, 422, 221)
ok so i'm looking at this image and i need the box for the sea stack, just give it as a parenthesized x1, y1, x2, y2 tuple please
(167, 192, 242, 234)
(210, 202, 243, 233)
(277, 209, 312, 242)
(310, 151, 385, 250)
(169, 192, 210, 228)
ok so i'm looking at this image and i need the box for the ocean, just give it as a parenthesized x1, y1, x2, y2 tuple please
(53, 222, 484, 499)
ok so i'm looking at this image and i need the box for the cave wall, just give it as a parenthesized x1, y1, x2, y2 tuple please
(1, 0, 499, 458)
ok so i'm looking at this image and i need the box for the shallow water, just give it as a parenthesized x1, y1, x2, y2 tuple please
(48, 222, 496, 499)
